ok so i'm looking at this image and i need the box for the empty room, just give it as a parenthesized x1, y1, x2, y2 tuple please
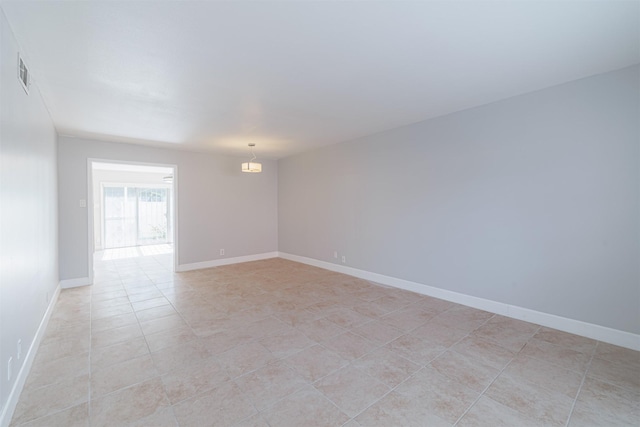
(0, 0, 638, 426)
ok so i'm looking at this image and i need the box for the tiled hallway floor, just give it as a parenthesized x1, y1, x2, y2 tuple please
(10, 252, 640, 426)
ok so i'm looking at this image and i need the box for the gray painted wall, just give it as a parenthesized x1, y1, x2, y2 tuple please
(0, 10, 58, 419)
(279, 65, 640, 334)
(58, 137, 278, 280)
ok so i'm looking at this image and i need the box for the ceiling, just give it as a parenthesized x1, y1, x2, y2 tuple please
(2, 1, 638, 159)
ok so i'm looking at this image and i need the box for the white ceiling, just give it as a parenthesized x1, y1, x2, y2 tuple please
(2, 1, 638, 159)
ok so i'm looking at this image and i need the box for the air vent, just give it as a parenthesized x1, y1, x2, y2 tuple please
(18, 54, 30, 94)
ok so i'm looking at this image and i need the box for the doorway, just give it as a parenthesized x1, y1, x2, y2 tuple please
(88, 160, 178, 282)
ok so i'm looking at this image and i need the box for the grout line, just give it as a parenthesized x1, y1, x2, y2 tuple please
(564, 341, 597, 427)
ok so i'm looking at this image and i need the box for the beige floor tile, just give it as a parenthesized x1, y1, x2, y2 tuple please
(353, 347, 420, 388)
(587, 356, 640, 390)
(218, 341, 277, 378)
(569, 377, 640, 426)
(151, 339, 212, 374)
(323, 307, 373, 329)
(91, 296, 130, 311)
(384, 333, 447, 366)
(90, 354, 158, 398)
(394, 366, 479, 424)
(274, 308, 322, 327)
(145, 325, 198, 352)
(128, 289, 165, 303)
(258, 326, 314, 358)
(294, 318, 346, 342)
(350, 300, 390, 319)
(471, 315, 539, 352)
(91, 323, 143, 348)
(35, 336, 90, 362)
(486, 373, 574, 426)
(139, 313, 188, 335)
(262, 385, 350, 427)
(379, 306, 437, 331)
(124, 407, 177, 427)
(520, 337, 592, 373)
(135, 304, 179, 322)
(534, 327, 598, 354)
(161, 356, 229, 404)
(411, 321, 470, 348)
(430, 306, 494, 332)
(199, 329, 255, 355)
(457, 396, 541, 427)
(430, 350, 500, 393)
(90, 378, 170, 427)
(313, 365, 390, 418)
(14, 402, 89, 427)
(90, 311, 138, 333)
(43, 318, 90, 338)
(503, 354, 583, 398)
(91, 303, 134, 320)
(90, 336, 150, 371)
(131, 296, 171, 311)
(351, 320, 404, 345)
(10, 256, 640, 427)
(240, 316, 290, 339)
(451, 335, 516, 370)
(594, 342, 640, 368)
(323, 332, 378, 361)
(285, 344, 348, 382)
(349, 286, 390, 302)
(355, 390, 451, 427)
(233, 413, 270, 427)
(25, 352, 89, 390)
(172, 381, 257, 427)
(91, 288, 127, 301)
(367, 295, 412, 314)
(11, 374, 89, 425)
(235, 360, 309, 410)
(415, 296, 454, 313)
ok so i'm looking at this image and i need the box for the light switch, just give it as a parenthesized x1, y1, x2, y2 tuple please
(79, 199, 87, 208)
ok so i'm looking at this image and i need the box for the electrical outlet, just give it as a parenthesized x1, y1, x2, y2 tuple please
(17, 340, 22, 360)
(333, 251, 338, 259)
(341, 255, 346, 263)
(7, 357, 12, 381)
(220, 249, 225, 256)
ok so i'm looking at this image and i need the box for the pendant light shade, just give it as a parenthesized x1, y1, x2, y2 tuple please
(241, 143, 262, 173)
(241, 161, 262, 173)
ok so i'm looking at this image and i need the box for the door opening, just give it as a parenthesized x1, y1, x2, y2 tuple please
(88, 160, 178, 282)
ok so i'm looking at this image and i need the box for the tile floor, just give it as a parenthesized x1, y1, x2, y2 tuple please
(10, 247, 640, 426)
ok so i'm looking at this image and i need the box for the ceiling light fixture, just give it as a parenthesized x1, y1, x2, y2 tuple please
(241, 143, 262, 173)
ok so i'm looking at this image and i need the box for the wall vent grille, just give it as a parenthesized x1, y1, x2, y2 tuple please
(18, 54, 30, 94)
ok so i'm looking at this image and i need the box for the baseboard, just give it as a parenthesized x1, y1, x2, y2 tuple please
(59, 276, 91, 289)
(278, 252, 640, 351)
(176, 252, 279, 272)
(0, 283, 61, 427)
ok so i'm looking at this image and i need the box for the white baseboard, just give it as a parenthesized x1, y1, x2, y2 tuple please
(59, 277, 91, 289)
(0, 283, 61, 427)
(278, 252, 640, 351)
(177, 252, 279, 272)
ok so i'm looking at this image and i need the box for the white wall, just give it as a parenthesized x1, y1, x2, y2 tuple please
(279, 65, 640, 336)
(58, 137, 278, 280)
(0, 10, 58, 424)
